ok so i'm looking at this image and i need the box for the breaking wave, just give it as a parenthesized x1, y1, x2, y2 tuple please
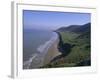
(23, 32, 58, 69)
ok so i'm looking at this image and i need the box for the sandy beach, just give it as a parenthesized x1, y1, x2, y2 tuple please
(43, 34, 61, 65)
(29, 32, 61, 69)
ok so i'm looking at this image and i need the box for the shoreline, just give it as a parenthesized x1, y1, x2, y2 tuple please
(43, 33, 61, 65)
(29, 32, 61, 69)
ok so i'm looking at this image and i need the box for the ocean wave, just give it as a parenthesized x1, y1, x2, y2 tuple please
(37, 32, 58, 54)
(23, 32, 58, 69)
(23, 53, 38, 69)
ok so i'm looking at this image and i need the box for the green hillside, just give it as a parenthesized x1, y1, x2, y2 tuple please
(42, 23, 91, 68)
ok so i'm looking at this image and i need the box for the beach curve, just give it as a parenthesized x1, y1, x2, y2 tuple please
(27, 32, 61, 69)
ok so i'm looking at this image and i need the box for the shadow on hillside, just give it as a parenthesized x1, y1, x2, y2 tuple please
(75, 59, 91, 66)
(51, 32, 74, 62)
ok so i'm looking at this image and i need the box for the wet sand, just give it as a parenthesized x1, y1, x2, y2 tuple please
(29, 33, 61, 69)
(43, 36, 61, 65)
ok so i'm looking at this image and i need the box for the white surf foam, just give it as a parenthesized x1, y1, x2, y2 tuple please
(23, 53, 38, 69)
(37, 32, 58, 54)
(23, 32, 58, 69)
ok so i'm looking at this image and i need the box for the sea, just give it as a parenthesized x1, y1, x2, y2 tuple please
(23, 28, 58, 69)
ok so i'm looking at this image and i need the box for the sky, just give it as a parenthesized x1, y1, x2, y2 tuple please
(23, 10, 91, 30)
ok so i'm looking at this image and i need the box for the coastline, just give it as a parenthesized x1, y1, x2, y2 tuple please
(43, 33, 61, 65)
(29, 32, 61, 69)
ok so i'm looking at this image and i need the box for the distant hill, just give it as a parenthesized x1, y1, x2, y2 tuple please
(42, 23, 91, 68)
(56, 23, 91, 34)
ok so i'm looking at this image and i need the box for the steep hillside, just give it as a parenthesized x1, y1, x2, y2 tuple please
(42, 23, 91, 68)
(57, 23, 90, 33)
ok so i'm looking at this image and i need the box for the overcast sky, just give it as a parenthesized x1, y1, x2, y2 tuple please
(23, 10, 91, 30)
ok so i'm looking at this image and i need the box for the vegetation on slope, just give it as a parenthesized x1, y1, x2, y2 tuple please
(42, 23, 91, 68)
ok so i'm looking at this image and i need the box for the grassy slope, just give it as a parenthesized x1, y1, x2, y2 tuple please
(60, 31, 90, 62)
(42, 31, 91, 68)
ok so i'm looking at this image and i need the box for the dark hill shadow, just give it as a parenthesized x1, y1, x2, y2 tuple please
(51, 32, 74, 62)
(75, 59, 91, 66)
